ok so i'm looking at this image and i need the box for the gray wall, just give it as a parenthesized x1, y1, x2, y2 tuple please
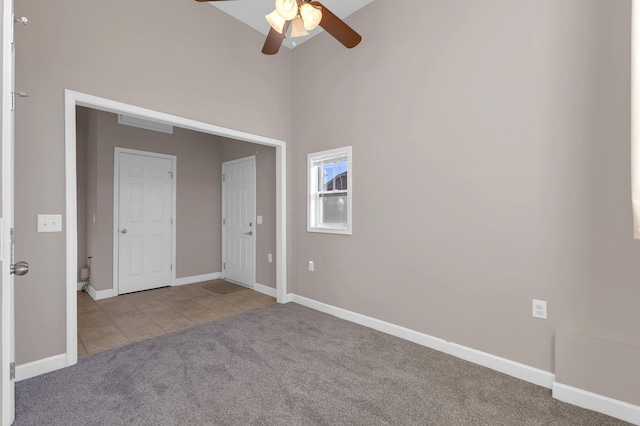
(221, 140, 277, 288)
(14, 0, 292, 365)
(76, 109, 277, 292)
(292, 0, 638, 406)
(77, 108, 222, 292)
(11, 0, 640, 409)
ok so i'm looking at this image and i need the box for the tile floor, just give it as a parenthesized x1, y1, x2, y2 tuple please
(77, 280, 276, 356)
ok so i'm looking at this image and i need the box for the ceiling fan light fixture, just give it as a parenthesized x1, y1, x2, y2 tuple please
(300, 3, 322, 31)
(275, 0, 298, 21)
(290, 17, 309, 38)
(265, 9, 286, 34)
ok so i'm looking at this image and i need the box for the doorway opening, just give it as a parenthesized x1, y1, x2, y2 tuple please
(66, 90, 287, 367)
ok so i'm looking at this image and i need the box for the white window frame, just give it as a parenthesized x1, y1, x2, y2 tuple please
(307, 146, 352, 235)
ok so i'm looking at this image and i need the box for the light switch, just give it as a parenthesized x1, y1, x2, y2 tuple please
(257, 215, 263, 225)
(38, 214, 63, 232)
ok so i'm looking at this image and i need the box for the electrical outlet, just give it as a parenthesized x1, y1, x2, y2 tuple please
(532, 299, 547, 319)
(308, 261, 314, 272)
(257, 215, 263, 225)
(268, 253, 273, 263)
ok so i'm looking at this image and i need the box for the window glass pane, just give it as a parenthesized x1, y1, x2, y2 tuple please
(320, 194, 348, 226)
(308, 146, 351, 234)
(321, 161, 348, 191)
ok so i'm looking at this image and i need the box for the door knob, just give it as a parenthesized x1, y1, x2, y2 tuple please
(244, 231, 253, 236)
(121, 229, 127, 234)
(11, 261, 29, 276)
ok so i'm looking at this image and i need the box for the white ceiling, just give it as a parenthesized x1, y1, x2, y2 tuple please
(209, 0, 374, 49)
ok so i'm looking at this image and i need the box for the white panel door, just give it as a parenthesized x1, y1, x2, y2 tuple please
(2, 0, 18, 422)
(223, 156, 255, 287)
(118, 152, 173, 294)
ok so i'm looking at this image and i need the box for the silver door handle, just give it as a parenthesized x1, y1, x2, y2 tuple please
(244, 231, 253, 236)
(121, 229, 127, 234)
(11, 261, 29, 276)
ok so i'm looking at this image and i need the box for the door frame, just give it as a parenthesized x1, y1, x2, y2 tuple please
(221, 155, 256, 288)
(1, 0, 14, 422)
(113, 147, 177, 296)
(64, 90, 288, 368)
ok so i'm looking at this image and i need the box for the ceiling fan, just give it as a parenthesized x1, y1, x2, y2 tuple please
(196, 0, 362, 55)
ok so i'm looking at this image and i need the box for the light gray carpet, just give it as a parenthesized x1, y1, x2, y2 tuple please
(15, 303, 627, 425)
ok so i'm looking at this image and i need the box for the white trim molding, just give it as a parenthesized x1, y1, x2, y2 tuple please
(553, 382, 640, 425)
(632, 0, 640, 239)
(174, 272, 221, 287)
(290, 294, 640, 423)
(253, 283, 277, 298)
(86, 285, 114, 301)
(64, 89, 288, 370)
(15, 354, 67, 382)
(2, 0, 15, 422)
(307, 146, 353, 235)
(289, 295, 554, 389)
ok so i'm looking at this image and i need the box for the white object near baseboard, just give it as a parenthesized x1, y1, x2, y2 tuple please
(174, 272, 221, 287)
(15, 354, 67, 382)
(254, 283, 277, 298)
(86, 285, 114, 301)
(553, 382, 640, 425)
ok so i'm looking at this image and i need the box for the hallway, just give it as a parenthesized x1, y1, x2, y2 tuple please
(77, 281, 276, 355)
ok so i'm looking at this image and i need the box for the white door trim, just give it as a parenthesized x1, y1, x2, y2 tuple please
(64, 89, 288, 370)
(1, 0, 15, 422)
(221, 155, 256, 287)
(113, 147, 177, 296)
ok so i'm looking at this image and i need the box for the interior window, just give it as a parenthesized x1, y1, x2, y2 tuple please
(307, 146, 352, 235)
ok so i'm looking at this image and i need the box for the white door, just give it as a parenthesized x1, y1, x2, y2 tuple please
(117, 150, 174, 295)
(2, 0, 20, 422)
(222, 156, 255, 287)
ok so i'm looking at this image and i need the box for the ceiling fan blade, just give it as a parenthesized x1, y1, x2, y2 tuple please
(310, 1, 362, 49)
(262, 21, 290, 55)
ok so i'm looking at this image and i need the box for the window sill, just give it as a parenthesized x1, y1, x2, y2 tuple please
(307, 226, 352, 236)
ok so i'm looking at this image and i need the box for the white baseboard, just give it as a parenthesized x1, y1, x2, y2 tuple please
(87, 285, 114, 301)
(15, 353, 67, 382)
(253, 282, 277, 297)
(83, 273, 223, 300)
(553, 382, 640, 425)
(289, 295, 555, 389)
(174, 272, 221, 287)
